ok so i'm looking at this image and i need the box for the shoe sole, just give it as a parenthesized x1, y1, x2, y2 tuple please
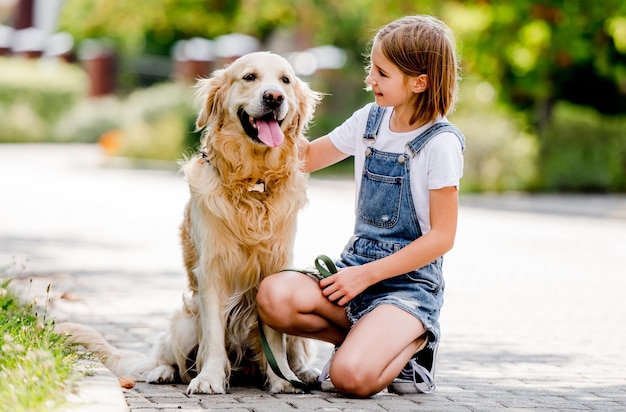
(320, 380, 337, 392)
(388, 379, 435, 394)
(388, 339, 438, 394)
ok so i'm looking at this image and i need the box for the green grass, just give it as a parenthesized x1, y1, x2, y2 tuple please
(0, 279, 78, 412)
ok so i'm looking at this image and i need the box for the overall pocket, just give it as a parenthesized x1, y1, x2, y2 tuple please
(405, 258, 444, 293)
(358, 170, 403, 228)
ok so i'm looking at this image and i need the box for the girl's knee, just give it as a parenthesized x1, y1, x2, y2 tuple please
(257, 271, 324, 333)
(257, 272, 307, 327)
(256, 275, 287, 323)
(330, 357, 382, 398)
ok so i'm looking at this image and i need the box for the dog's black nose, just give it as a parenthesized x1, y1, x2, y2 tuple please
(263, 89, 284, 108)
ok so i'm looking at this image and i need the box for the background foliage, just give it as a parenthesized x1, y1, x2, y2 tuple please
(2, 0, 625, 192)
(451, 0, 626, 130)
(59, 0, 442, 55)
(540, 102, 626, 192)
(0, 57, 87, 142)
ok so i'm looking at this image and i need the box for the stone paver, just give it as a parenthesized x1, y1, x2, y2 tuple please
(1, 144, 625, 411)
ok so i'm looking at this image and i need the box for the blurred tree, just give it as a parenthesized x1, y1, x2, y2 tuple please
(59, 0, 626, 126)
(58, 0, 440, 129)
(444, 1, 626, 132)
(59, 0, 441, 56)
(60, 0, 239, 55)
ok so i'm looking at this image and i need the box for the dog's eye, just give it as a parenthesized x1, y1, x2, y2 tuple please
(243, 73, 256, 81)
(281, 76, 291, 84)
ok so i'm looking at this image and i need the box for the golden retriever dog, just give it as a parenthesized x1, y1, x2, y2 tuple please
(56, 51, 322, 394)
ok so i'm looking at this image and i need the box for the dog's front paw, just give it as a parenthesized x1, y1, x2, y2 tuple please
(146, 364, 176, 384)
(186, 372, 225, 394)
(295, 367, 320, 386)
(267, 375, 305, 394)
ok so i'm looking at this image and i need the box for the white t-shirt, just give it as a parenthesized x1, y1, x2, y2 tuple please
(328, 103, 464, 235)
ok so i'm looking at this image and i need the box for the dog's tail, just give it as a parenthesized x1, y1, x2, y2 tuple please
(55, 322, 158, 379)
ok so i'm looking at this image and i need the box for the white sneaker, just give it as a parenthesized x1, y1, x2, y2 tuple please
(318, 347, 338, 392)
(388, 342, 437, 394)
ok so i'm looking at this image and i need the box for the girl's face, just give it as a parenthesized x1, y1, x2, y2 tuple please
(366, 42, 412, 108)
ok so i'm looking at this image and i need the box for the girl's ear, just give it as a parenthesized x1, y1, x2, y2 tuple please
(411, 74, 428, 93)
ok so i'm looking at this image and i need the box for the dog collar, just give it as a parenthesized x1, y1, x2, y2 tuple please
(201, 149, 210, 164)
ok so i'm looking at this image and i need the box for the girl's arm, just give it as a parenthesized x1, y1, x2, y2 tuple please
(371, 185, 459, 274)
(299, 136, 349, 173)
(320, 186, 459, 306)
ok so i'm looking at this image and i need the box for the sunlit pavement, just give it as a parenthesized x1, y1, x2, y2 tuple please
(2, 144, 625, 411)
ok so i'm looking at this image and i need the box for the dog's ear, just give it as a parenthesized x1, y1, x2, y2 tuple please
(293, 78, 323, 135)
(194, 68, 230, 130)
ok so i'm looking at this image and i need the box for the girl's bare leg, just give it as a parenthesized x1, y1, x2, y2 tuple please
(329, 304, 427, 397)
(257, 271, 350, 346)
(258, 274, 427, 398)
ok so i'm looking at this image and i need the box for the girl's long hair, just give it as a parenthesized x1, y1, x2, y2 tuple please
(370, 15, 459, 126)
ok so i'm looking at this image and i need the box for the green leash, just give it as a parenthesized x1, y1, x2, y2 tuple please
(313, 255, 339, 279)
(259, 255, 338, 391)
(258, 318, 311, 392)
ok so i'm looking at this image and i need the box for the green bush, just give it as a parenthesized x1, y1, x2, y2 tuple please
(0, 57, 88, 143)
(115, 83, 199, 161)
(450, 79, 539, 193)
(53, 95, 124, 143)
(54, 82, 200, 161)
(540, 102, 626, 192)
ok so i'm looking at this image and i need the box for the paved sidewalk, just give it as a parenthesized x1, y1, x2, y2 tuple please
(2, 144, 626, 411)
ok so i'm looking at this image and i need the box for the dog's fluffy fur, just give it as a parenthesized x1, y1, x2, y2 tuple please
(56, 52, 322, 394)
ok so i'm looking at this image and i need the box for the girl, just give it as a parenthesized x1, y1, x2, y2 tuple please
(257, 14, 465, 398)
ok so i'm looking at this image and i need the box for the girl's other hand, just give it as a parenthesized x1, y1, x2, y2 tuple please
(319, 266, 374, 306)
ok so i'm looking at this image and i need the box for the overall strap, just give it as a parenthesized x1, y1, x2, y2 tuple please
(406, 122, 466, 157)
(363, 104, 386, 142)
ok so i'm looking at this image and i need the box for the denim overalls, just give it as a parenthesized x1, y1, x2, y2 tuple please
(337, 104, 465, 345)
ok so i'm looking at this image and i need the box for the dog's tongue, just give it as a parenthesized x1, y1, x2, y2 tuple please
(256, 119, 284, 147)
